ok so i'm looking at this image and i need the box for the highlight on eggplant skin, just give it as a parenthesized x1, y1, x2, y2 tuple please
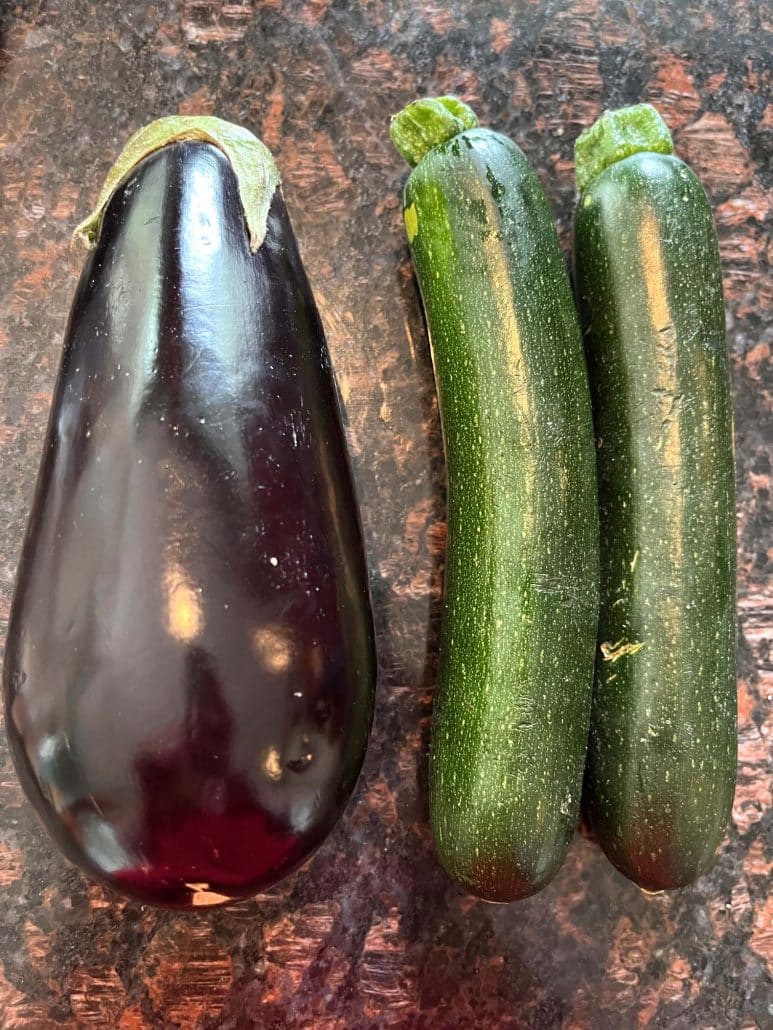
(2, 120, 376, 909)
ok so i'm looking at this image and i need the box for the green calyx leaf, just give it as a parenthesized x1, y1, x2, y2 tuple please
(390, 96, 479, 168)
(73, 115, 281, 253)
(574, 103, 674, 193)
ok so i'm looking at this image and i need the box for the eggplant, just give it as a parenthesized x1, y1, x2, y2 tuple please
(3, 117, 376, 908)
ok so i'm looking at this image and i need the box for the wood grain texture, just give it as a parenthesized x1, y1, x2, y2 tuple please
(0, 0, 770, 1026)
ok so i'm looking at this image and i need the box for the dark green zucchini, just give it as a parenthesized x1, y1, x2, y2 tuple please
(391, 98, 599, 901)
(574, 104, 736, 891)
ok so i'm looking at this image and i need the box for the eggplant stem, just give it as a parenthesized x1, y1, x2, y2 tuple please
(73, 115, 280, 253)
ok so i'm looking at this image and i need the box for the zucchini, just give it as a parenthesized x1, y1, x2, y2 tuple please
(574, 104, 736, 890)
(391, 98, 599, 901)
(3, 117, 375, 908)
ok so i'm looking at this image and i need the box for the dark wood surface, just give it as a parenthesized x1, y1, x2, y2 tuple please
(0, 1, 770, 1026)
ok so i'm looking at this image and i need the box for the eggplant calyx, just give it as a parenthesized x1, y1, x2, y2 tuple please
(73, 115, 281, 253)
(390, 96, 479, 168)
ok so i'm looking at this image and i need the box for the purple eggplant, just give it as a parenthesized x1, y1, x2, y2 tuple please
(3, 118, 375, 908)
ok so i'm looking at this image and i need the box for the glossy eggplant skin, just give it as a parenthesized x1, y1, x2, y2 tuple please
(3, 141, 375, 909)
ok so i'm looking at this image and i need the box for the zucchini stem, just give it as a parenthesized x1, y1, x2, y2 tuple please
(390, 96, 479, 167)
(574, 103, 673, 194)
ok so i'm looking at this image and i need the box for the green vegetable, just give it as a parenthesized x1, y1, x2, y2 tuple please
(391, 97, 599, 901)
(574, 104, 736, 891)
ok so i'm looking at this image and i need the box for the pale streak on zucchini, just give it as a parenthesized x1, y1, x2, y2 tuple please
(73, 115, 280, 253)
(404, 203, 419, 243)
(600, 640, 645, 662)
